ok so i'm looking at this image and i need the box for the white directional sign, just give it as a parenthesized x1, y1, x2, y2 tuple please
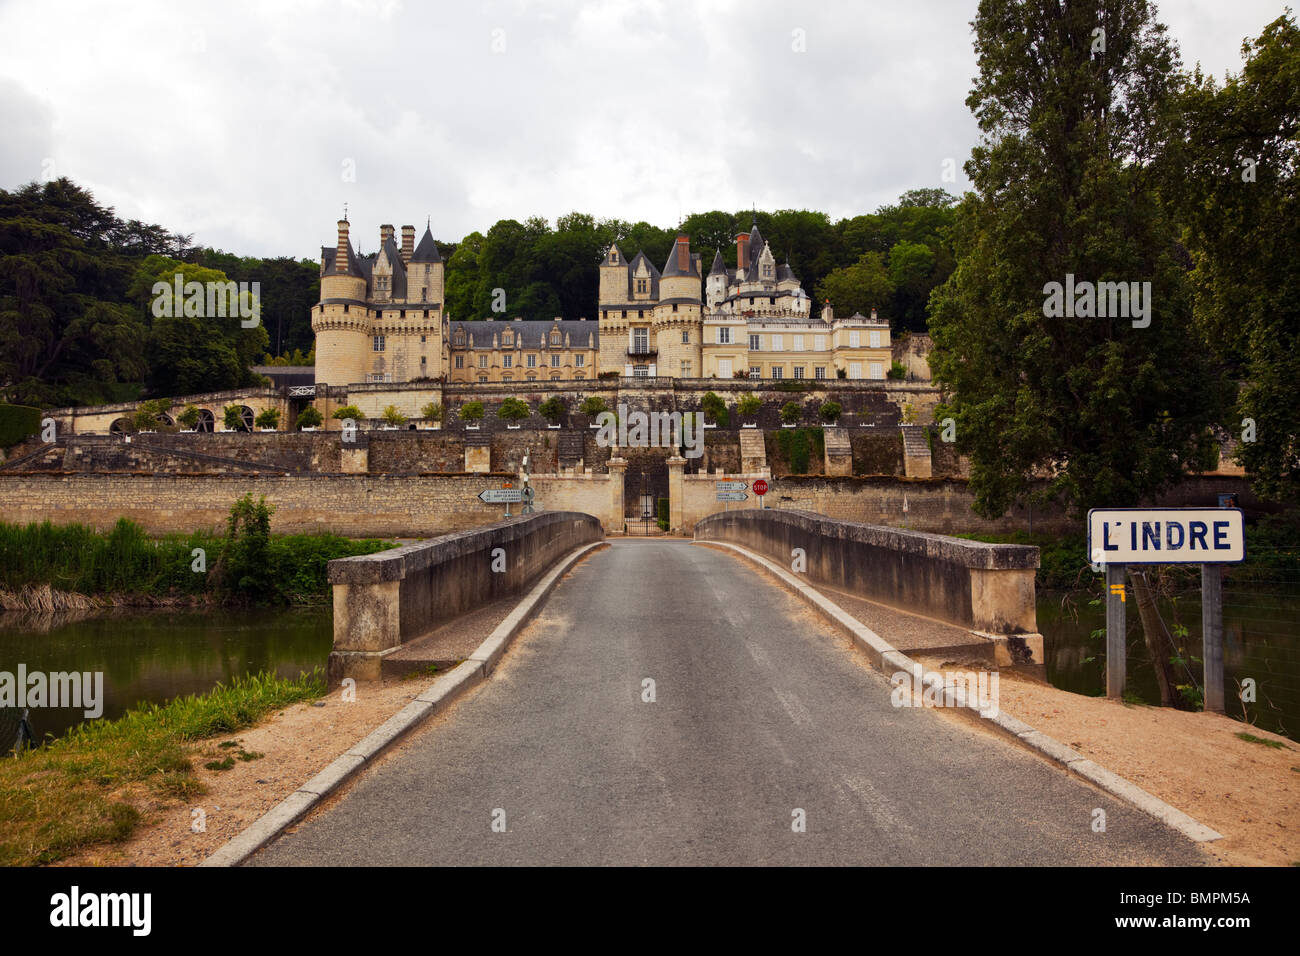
(1088, 508, 1245, 565)
(716, 491, 748, 502)
(715, 481, 748, 492)
(478, 488, 524, 504)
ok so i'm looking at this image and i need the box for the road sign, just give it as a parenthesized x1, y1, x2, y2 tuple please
(478, 488, 524, 504)
(716, 491, 748, 502)
(715, 480, 748, 492)
(753, 479, 768, 496)
(1087, 508, 1245, 565)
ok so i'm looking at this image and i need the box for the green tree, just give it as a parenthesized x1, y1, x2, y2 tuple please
(381, 404, 407, 426)
(498, 397, 530, 421)
(223, 405, 249, 431)
(459, 400, 484, 421)
(177, 403, 201, 429)
(579, 395, 608, 418)
(331, 405, 364, 420)
(701, 391, 729, 426)
(1173, 13, 1300, 503)
(217, 493, 275, 601)
(737, 393, 763, 419)
(780, 401, 802, 425)
(816, 252, 895, 321)
(538, 395, 566, 423)
(296, 405, 323, 429)
(819, 400, 842, 423)
(255, 407, 280, 429)
(421, 401, 445, 423)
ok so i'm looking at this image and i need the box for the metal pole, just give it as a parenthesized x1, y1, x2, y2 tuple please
(1202, 563, 1225, 714)
(1106, 563, 1127, 699)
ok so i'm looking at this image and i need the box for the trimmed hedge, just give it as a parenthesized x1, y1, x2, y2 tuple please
(0, 404, 41, 449)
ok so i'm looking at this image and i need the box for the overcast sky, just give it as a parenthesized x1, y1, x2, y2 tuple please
(0, 0, 1289, 259)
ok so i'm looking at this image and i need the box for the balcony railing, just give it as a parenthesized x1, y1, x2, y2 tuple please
(627, 344, 657, 356)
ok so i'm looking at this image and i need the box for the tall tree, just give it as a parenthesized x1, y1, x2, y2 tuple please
(928, 0, 1225, 521)
(1173, 12, 1300, 503)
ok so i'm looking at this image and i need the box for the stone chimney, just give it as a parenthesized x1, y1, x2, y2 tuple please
(870, 306, 878, 322)
(736, 232, 750, 271)
(379, 224, 394, 247)
(401, 225, 414, 264)
(676, 235, 690, 272)
(822, 300, 834, 323)
(336, 220, 350, 270)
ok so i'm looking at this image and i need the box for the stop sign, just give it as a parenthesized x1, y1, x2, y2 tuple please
(753, 479, 768, 496)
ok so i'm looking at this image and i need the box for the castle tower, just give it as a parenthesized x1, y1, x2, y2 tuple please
(655, 234, 702, 378)
(313, 218, 370, 387)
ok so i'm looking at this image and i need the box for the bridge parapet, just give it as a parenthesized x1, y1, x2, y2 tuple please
(328, 511, 603, 681)
(695, 509, 1041, 661)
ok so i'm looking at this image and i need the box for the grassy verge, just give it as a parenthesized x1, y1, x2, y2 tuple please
(0, 517, 393, 605)
(0, 670, 323, 866)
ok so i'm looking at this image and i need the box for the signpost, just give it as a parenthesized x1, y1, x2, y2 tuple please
(753, 478, 768, 509)
(716, 491, 748, 502)
(479, 487, 524, 517)
(1087, 507, 1244, 707)
(716, 481, 748, 492)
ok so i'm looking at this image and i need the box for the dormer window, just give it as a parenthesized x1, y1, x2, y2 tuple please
(551, 331, 561, 345)
(611, 251, 619, 264)
(763, 264, 772, 277)
(636, 279, 647, 294)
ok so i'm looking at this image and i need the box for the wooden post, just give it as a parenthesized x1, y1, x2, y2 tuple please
(1202, 563, 1225, 714)
(1106, 563, 1127, 699)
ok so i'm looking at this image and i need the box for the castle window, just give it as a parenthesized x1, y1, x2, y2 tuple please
(794, 366, 805, 379)
(503, 375, 512, 382)
(373, 335, 385, 352)
(611, 251, 619, 264)
(770, 366, 783, 379)
(527, 354, 537, 368)
(815, 366, 826, 379)
(637, 279, 647, 294)
(527, 374, 536, 381)
(551, 331, 561, 345)
(602, 310, 608, 319)
(421, 356, 427, 365)
(575, 354, 585, 367)
(681, 361, 692, 377)
(420, 335, 426, 343)
(815, 335, 827, 351)
(672, 304, 678, 313)
(793, 335, 804, 351)
(769, 297, 776, 305)
(717, 327, 731, 344)
(849, 331, 861, 348)
(400, 310, 405, 319)
(771, 334, 783, 351)
(478, 355, 488, 368)
(503, 354, 513, 368)
(550, 354, 560, 367)
(503, 331, 512, 346)
(425, 265, 430, 274)
(749, 366, 761, 379)
(749, 334, 760, 350)
(681, 330, 689, 344)
(763, 264, 772, 277)
(422, 288, 428, 302)
(479, 376, 488, 384)
(455, 355, 464, 368)
(870, 330, 881, 348)
(344, 304, 349, 313)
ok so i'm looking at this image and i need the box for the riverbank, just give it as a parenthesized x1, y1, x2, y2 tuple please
(0, 670, 324, 866)
(0, 513, 394, 608)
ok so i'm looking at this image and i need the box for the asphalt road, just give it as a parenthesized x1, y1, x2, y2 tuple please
(251, 540, 1206, 866)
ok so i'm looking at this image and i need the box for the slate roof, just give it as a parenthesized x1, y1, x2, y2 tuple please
(410, 226, 442, 263)
(709, 249, 726, 276)
(449, 319, 598, 349)
(661, 239, 701, 279)
(623, 250, 660, 299)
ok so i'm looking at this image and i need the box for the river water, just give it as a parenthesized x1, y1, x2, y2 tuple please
(0, 605, 332, 748)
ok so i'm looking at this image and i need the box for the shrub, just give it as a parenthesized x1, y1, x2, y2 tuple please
(657, 498, 669, 532)
(498, 398, 530, 421)
(331, 405, 365, 420)
(216, 494, 275, 601)
(780, 401, 802, 425)
(0, 404, 41, 448)
(254, 408, 280, 430)
(296, 405, 323, 429)
(381, 405, 407, 426)
(580, 396, 609, 418)
(421, 401, 445, 423)
(132, 398, 173, 431)
(737, 394, 763, 418)
(819, 401, 842, 424)
(223, 405, 248, 431)
(459, 401, 484, 421)
(701, 391, 729, 426)
(177, 404, 201, 429)
(836, 367, 847, 379)
(539, 396, 566, 423)
(887, 360, 907, 380)
(775, 427, 823, 474)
